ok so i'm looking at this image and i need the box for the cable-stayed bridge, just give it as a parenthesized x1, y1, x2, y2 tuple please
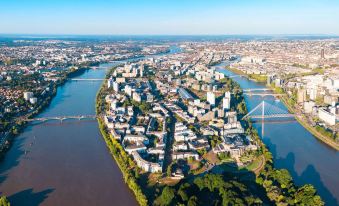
(242, 101, 294, 120)
(242, 101, 294, 136)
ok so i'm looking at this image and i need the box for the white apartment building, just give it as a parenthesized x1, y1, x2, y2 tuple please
(107, 78, 113, 88)
(304, 101, 316, 114)
(132, 151, 162, 173)
(318, 108, 337, 126)
(29, 97, 37, 104)
(207, 91, 215, 106)
(113, 81, 119, 92)
(223, 97, 230, 110)
(23, 92, 34, 100)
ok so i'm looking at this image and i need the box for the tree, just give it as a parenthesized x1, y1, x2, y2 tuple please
(0, 196, 10, 206)
(315, 96, 324, 105)
(187, 196, 198, 206)
(139, 102, 151, 113)
(154, 186, 175, 206)
(178, 183, 190, 201)
(237, 100, 247, 114)
(197, 148, 207, 156)
(167, 162, 174, 177)
(274, 169, 293, 189)
(295, 184, 324, 206)
(218, 152, 230, 161)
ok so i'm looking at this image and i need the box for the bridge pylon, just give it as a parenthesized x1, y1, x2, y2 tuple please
(242, 100, 294, 137)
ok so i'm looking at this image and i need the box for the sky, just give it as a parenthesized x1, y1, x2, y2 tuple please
(0, 0, 338, 35)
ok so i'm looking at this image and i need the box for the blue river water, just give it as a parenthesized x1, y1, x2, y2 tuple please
(216, 63, 339, 206)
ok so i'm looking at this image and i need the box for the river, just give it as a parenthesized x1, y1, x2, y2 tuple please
(0, 62, 140, 206)
(216, 63, 339, 206)
(3, 48, 337, 205)
(0, 45, 182, 205)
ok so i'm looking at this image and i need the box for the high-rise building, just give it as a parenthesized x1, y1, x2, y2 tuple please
(139, 64, 144, 77)
(297, 89, 307, 103)
(275, 78, 282, 87)
(110, 100, 117, 110)
(23, 92, 34, 100)
(133, 92, 142, 102)
(318, 108, 336, 126)
(125, 85, 133, 96)
(225, 91, 231, 99)
(113, 81, 119, 92)
(223, 97, 230, 110)
(321, 49, 325, 59)
(223, 91, 231, 110)
(107, 78, 113, 88)
(267, 75, 273, 85)
(207, 91, 215, 106)
(309, 88, 317, 100)
(29, 97, 38, 104)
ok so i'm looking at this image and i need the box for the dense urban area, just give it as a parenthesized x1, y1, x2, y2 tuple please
(0, 36, 338, 205)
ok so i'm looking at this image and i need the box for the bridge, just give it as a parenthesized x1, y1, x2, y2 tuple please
(68, 78, 107, 81)
(242, 101, 294, 119)
(243, 92, 286, 97)
(110, 60, 127, 63)
(242, 101, 294, 136)
(243, 88, 272, 92)
(92, 66, 116, 69)
(22, 114, 105, 122)
(227, 75, 246, 78)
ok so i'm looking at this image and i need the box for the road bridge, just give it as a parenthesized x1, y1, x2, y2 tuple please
(243, 93, 286, 97)
(68, 78, 107, 81)
(22, 114, 105, 122)
(243, 88, 272, 92)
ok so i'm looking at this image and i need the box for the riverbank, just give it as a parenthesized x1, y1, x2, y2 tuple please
(95, 66, 147, 206)
(264, 79, 339, 151)
(216, 65, 330, 205)
(224, 66, 339, 151)
(279, 96, 339, 151)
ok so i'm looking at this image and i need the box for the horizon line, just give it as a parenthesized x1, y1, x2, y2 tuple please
(0, 33, 339, 37)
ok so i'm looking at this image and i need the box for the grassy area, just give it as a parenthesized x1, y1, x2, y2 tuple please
(243, 156, 264, 172)
(300, 67, 325, 76)
(227, 67, 245, 75)
(158, 177, 181, 186)
(203, 151, 219, 164)
(227, 67, 267, 83)
(220, 158, 235, 164)
(146, 173, 162, 187)
(188, 159, 201, 170)
(248, 74, 267, 83)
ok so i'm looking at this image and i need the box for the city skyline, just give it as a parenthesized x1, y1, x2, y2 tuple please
(0, 0, 339, 35)
(0, 1, 338, 206)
